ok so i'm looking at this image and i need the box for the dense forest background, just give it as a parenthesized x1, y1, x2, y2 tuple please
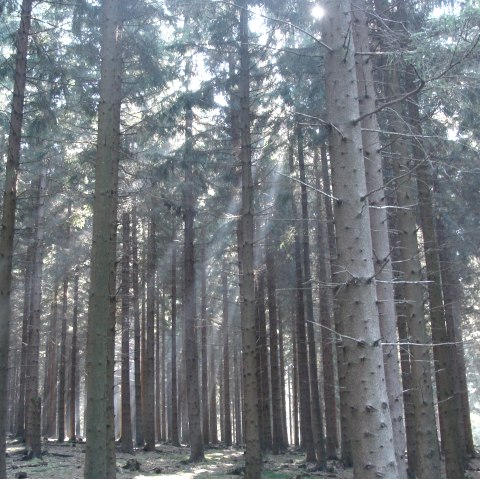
(0, 0, 479, 478)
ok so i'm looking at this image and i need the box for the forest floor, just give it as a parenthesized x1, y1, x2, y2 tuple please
(4, 438, 480, 478)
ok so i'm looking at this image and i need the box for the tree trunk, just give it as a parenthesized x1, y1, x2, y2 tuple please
(238, 2, 261, 475)
(386, 64, 441, 479)
(209, 331, 218, 444)
(120, 213, 133, 453)
(25, 170, 47, 458)
(351, 3, 407, 476)
(323, 2, 398, 476)
(313, 149, 338, 459)
(183, 94, 204, 461)
(265, 233, 285, 454)
(0, 2, 33, 474)
(200, 245, 209, 445)
(288, 147, 315, 463)
(170, 242, 180, 446)
(84, 0, 122, 475)
(222, 266, 232, 447)
(69, 265, 80, 442)
(296, 124, 326, 468)
(57, 273, 68, 443)
(144, 215, 156, 451)
(132, 208, 143, 446)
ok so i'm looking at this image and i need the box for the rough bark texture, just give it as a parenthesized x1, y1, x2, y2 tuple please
(0, 1, 33, 474)
(84, 0, 122, 475)
(239, 2, 261, 476)
(323, 2, 398, 477)
(351, 3, 407, 476)
(170, 243, 180, 446)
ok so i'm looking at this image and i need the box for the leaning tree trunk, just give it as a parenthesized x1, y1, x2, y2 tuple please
(84, 0, 123, 476)
(351, 3, 407, 476)
(323, 1, 398, 477)
(238, 1, 261, 476)
(0, 0, 33, 474)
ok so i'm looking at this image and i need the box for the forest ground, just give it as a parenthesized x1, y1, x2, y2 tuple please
(4, 438, 480, 478)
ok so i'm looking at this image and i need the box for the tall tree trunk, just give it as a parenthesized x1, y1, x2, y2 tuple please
(0, 1, 33, 474)
(184, 93, 204, 461)
(57, 273, 68, 443)
(386, 64, 441, 479)
(265, 233, 285, 454)
(170, 242, 180, 446)
(18, 235, 34, 440)
(234, 329, 243, 446)
(437, 216, 475, 457)
(25, 170, 47, 458)
(296, 124, 326, 468)
(160, 292, 167, 442)
(289, 147, 315, 463)
(43, 280, 58, 438)
(120, 213, 133, 453)
(323, 2, 398, 477)
(407, 82, 464, 478)
(209, 332, 218, 444)
(132, 208, 143, 446)
(84, 0, 122, 475)
(144, 215, 156, 451)
(69, 265, 80, 442)
(351, 3, 407, 476)
(277, 308, 289, 447)
(222, 266, 232, 447)
(200, 245, 209, 445)
(313, 149, 338, 459)
(238, 2, 261, 475)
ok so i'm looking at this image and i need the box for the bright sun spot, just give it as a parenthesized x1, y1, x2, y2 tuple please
(311, 5, 325, 20)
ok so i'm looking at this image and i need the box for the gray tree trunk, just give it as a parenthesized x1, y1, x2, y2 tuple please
(323, 1, 398, 477)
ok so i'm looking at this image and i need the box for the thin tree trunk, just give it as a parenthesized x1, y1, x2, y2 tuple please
(323, 2, 398, 476)
(84, 0, 122, 475)
(239, 2, 261, 475)
(386, 63, 441, 479)
(120, 213, 133, 453)
(69, 266, 79, 443)
(160, 292, 167, 442)
(144, 215, 156, 451)
(200, 245, 209, 445)
(25, 170, 47, 458)
(313, 149, 338, 459)
(183, 92, 204, 461)
(296, 124, 326, 468)
(289, 147, 315, 463)
(265, 233, 285, 454)
(0, 5, 33, 471)
(132, 208, 143, 446)
(57, 273, 68, 443)
(277, 308, 289, 448)
(170, 242, 180, 446)
(222, 266, 232, 447)
(209, 332, 218, 444)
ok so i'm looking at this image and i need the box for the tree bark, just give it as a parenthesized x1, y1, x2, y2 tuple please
(351, 3, 407, 476)
(69, 265, 80, 443)
(238, 2, 261, 475)
(120, 213, 133, 453)
(222, 266, 232, 447)
(323, 2, 398, 476)
(170, 242, 180, 446)
(200, 245, 209, 445)
(84, 0, 122, 475)
(0, 1, 33, 474)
